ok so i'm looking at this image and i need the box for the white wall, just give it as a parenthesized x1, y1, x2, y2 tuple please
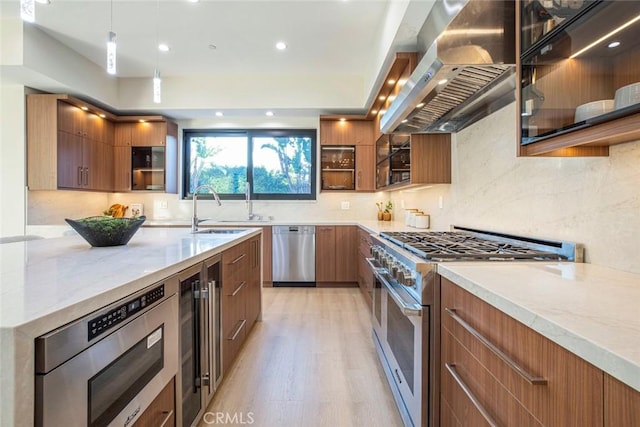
(389, 104, 640, 274)
(0, 84, 27, 236)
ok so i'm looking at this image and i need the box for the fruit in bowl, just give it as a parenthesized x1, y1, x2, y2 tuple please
(65, 216, 146, 247)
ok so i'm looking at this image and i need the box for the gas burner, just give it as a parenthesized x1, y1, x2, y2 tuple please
(379, 231, 565, 261)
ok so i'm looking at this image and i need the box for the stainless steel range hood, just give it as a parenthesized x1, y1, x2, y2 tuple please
(380, 0, 516, 134)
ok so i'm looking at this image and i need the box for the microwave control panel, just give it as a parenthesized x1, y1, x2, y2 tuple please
(88, 284, 165, 340)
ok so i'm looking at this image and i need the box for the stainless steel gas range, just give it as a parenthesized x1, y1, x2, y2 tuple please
(366, 226, 583, 427)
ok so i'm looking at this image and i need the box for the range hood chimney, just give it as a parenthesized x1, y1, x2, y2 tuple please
(380, 0, 516, 134)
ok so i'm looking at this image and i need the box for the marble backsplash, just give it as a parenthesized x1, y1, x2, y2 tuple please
(389, 104, 640, 274)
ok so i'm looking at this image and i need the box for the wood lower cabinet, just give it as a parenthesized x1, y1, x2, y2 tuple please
(604, 374, 640, 427)
(441, 277, 603, 426)
(315, 225, 357, 286)
(133, 377, 175, 427)
(356, 227, 373, 307)
(261, 226, 273, 285)
(221, 235, 261, 376)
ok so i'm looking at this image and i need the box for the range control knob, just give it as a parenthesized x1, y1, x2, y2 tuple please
(403, 270, 415, 287)
(390, 262, 400, 277)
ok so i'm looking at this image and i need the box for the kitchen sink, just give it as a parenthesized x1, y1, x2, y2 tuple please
(194, 228, 247, 234)
(217, 219, 272, 223)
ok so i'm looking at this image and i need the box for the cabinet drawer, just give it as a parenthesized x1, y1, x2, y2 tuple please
(222, 242, 249, 282)
(442, 328, 541, 426)
(441, 278, 603, 426)
(133, 377, 175, 427)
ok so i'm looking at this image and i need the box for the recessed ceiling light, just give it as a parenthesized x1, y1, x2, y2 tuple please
(99, 114, 106, 118)
(371, 110, 378, 114)
(215, 111, 223, 117)
(275, 41, 287, 50)
(188, 0, 199, 3)
(339, 118, 346, 122)
(139, 119, 146, 123)
(158, 44, 170, 52)
(401, 119, 408, 123)
(378, 95, 386, 101)
(81, 106, 88, 111)
(266, 111, 274, 116)
(387, 79, 396, 85)
(608, 41, 621, 48)
(416, 103, 425, 108)
(388, 95, 396, 101)
(35, 0, 50, 4)
(438, 79, 448, 85)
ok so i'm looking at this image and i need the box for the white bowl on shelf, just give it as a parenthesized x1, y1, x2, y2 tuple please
(574, 99, 614, 122)
(614, 82, 640, 110)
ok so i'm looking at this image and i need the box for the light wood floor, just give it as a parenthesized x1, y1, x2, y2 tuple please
(199, 287, 403, 427)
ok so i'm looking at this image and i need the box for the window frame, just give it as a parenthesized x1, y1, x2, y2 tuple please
(182, 128, 317, 201)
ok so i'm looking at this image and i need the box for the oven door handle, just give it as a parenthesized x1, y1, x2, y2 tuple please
(375, 269, 422, 317)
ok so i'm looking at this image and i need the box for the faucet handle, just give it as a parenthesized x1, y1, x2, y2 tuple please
(197, 218, 210, 225)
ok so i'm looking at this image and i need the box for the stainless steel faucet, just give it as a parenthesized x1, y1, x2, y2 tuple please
(246, 182, 254, 220)
(192, 184, 222, 232)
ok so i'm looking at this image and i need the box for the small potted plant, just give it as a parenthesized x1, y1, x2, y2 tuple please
(383, 201, 393, 221)
(376, 202, 384, 221)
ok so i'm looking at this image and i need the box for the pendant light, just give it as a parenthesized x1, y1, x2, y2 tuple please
(153, 0, 162, 103)
(106, 0, 116, 75)
(20, 0, 35, 22)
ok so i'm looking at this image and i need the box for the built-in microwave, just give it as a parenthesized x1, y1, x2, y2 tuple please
(35, 280, 179, 427)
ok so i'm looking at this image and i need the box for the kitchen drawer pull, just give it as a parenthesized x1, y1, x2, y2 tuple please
(230, 253, 246, 265)
(227, 319, 246, 341)
(445, 308, 547, 385)
(230, 281, 246, 297)
(445, 363, 499, 427)
(159, 410, 174, 427)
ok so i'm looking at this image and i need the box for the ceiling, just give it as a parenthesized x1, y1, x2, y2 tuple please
(2, 0, 433, 120)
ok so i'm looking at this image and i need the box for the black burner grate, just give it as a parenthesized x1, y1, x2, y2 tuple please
(380, 231, 563, 261)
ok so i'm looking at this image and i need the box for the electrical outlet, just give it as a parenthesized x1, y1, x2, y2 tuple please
(438, 196, 443, 209)
(341, 201, 350, 210)
(159, 200, 168, 209)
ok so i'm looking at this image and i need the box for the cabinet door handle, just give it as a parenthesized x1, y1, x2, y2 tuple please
(445, 308, 547, 385)
(159, 410, 174, 427)
(445, 363, 499, 427)
(83, 167, 89, 186)
(230, 253, 246, 265)
(230, 281, 246, 297)
(357, 170, 362, 188)
(227, 319, 246, 341)
(77, 167, 83, 185)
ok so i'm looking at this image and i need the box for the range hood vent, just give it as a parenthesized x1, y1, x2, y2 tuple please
(380, 0, 516, 134)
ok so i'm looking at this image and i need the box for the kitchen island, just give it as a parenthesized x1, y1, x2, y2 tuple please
(0, 227, 261, 427)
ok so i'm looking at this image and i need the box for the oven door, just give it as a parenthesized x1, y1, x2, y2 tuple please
(35, 294, 178, 427)
(372, 266, 424, 427)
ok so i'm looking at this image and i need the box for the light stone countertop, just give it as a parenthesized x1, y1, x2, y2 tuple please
(0, 226, 261, 427)
(437, 262, 640, 393)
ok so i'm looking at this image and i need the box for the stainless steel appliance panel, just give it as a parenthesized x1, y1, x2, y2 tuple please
(272, 225, 315, 283)
(35, 291, 178, 427)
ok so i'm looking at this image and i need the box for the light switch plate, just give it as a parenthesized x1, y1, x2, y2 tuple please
(341, 201, 350, 210)
(130, 203, 143, 217)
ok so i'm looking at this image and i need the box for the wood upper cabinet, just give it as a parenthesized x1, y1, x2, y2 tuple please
(441, 277, 604, 426)
(315, 225, 357, 284)
(320, 119, 375, 193)
(115, 121, 169, 146)
(355, 144, 375, 192)
(113, 146, 132, 192)
(604, 374, 640, 427)
(376, 133, 451, 191)
(319, 119, 374, 146)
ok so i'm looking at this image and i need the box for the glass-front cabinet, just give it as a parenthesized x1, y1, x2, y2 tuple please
(520, 0, 640, 148)
(376, 134, 410, 189)
(320, 146, 355, 190)
(131, 147, 166, 191)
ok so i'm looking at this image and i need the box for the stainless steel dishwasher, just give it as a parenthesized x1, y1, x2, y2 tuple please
(272, 225, 315, 286)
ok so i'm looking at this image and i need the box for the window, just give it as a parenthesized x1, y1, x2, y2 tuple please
(183, 129, 316, 200)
